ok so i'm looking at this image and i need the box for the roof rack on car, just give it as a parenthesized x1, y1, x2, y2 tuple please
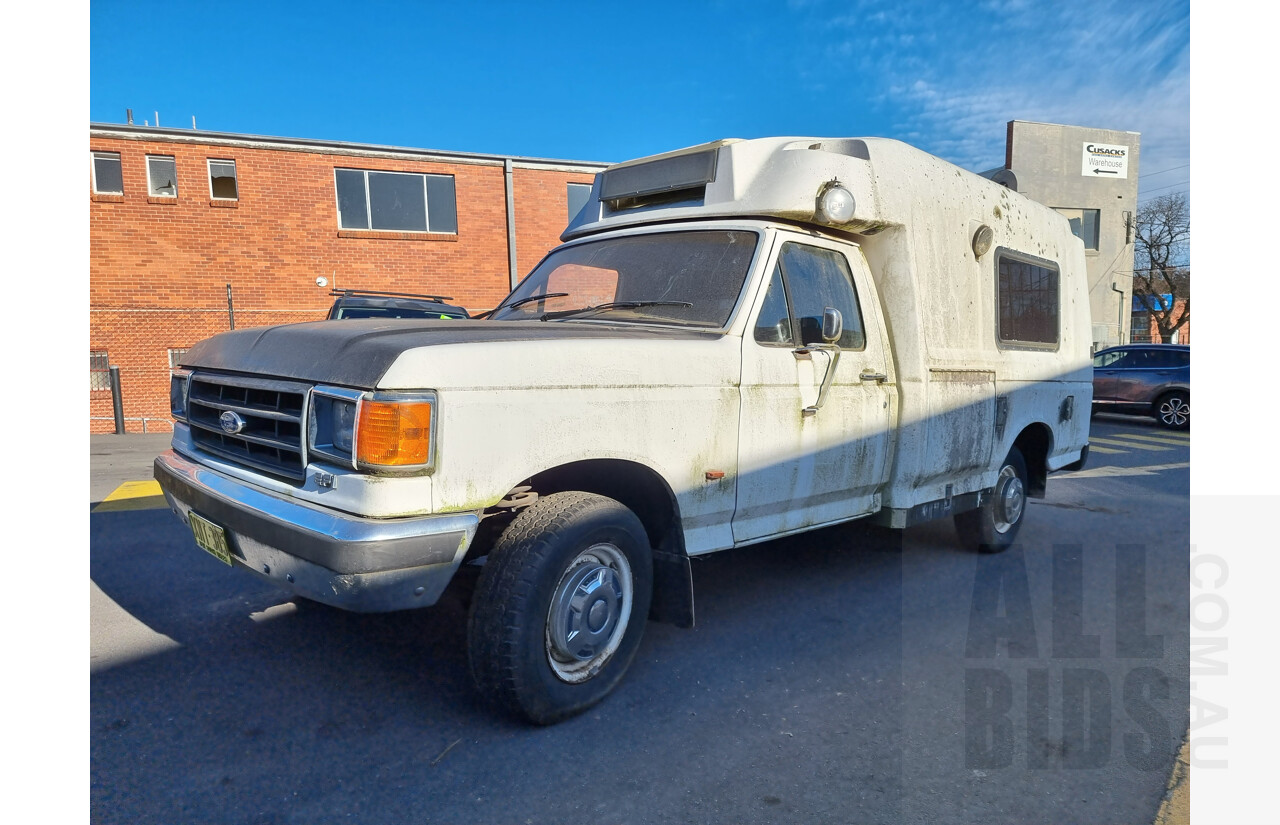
(330, 288, 455, 302)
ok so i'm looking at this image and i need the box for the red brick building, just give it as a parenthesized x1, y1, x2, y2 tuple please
(89, 124, 608, 433)
(1131, 299, 1190, 345)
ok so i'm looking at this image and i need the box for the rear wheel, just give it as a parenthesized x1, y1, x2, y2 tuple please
(466, 491, 652, 724)
(955, 447, 1028, 554)
(1155, 391, 1189, 429)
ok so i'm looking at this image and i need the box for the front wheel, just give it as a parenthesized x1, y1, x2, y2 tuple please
(955, 447, 1028, 554)
(1156, 392, 1189, 430)
(466, 491, 653, 724)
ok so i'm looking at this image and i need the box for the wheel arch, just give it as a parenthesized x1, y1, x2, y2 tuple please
(1151, 385, 1190, 410)
(1012, 422, 1053, 499)
(510, 459, 694, 628)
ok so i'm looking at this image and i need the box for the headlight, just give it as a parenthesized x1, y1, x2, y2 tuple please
(309, 387, 362, 467)
(170, 371, 191, 420)
(332, 399, 357, 453)
(309, 387, 436, 472)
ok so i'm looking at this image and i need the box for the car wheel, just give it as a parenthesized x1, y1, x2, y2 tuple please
(955, 447, 1028, 554)
(1156, 392, 1189, 430)
(467, 491, 653, 725)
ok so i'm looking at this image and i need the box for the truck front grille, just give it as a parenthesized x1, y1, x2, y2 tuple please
(187, 373, 310, 482)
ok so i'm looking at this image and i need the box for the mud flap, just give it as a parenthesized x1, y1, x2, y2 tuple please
(649, 549, 695, 628)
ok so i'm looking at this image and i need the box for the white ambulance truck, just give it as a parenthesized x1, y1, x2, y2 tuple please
(155, 136, 1092, 723)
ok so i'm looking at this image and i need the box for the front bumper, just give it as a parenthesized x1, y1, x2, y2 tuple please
(154, 450, 479, 612)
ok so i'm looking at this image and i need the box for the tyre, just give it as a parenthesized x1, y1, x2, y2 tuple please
(466, 491, 653, 724)
(1155, 391, 1189, 430)
(955, 447, 1028, 554)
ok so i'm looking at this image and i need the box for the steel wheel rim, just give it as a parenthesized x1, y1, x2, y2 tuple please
(993, 464, 1025, 534)
(1159, 397, 1189, 427)
(545, 542, 633, 684)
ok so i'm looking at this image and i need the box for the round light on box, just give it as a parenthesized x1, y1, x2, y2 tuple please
(817, 182, 856, 224)
(972, 224, 994, 258)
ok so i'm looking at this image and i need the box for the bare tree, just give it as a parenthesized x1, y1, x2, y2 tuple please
(1131, 192, 1190, 343)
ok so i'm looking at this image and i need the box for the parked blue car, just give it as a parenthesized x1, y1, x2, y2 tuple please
(1091, 344, 1190, 429)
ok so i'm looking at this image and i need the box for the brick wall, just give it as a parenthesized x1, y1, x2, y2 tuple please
(89, 131, 602, 433)
(513, 168, 595, 288)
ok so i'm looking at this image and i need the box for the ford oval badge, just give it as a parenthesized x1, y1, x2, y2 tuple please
(219, 410, 246, 434)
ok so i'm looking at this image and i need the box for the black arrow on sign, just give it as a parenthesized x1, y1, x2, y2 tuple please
(1093, 168, 1119, 175)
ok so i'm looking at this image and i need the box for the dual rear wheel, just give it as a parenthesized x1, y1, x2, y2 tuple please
(954, 447, 1028, 554)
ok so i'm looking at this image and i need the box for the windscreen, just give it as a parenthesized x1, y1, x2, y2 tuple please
(491, 230, 758, 328)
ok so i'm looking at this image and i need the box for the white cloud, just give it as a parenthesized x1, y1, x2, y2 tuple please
(802, 0, 1189, 188)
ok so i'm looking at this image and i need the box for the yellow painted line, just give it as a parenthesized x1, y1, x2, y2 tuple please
(103, 480, 162, 501)
(1116, 432, 1189, 446)
(93, 480, 168, 513)
(1088, 436, 1170, 451)
(1086, 443, 1126, 454)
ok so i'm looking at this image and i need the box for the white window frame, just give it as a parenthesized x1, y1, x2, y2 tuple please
(333, 168, 457, 234)
(207, 159, 238, 200)
(168, 347, 190, 371)
(146, 155, 178, 198)
(91, 152, 124, 195)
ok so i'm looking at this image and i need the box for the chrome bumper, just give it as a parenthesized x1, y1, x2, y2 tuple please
(154, 450, 479, 612)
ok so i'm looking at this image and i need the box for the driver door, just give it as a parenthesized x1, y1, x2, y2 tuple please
(732, 234, 894, 544)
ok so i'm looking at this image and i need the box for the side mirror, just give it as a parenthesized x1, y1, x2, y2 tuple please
(821, 307, 843, 344)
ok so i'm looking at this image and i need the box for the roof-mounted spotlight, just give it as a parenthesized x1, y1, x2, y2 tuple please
(816, 181, 856, 225)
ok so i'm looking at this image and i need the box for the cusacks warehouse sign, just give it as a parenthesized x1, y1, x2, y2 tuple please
(1081, 141, 1130, 179)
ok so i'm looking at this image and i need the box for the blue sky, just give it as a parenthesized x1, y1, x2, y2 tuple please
(90, 0, 1191, 202)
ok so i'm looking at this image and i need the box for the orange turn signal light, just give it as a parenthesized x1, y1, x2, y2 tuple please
(355, 400, 433, 467)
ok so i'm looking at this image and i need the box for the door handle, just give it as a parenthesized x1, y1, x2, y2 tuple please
(860, 369, 887, 383)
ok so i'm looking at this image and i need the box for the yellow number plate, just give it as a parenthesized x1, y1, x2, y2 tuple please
(189, 512, 233, 566)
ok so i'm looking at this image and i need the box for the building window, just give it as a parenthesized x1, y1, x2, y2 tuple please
(1055, 208, 1100, 251)
(168, 348, 190, 371)
(208, 159, 238, 200)
(92, 152, 123, 194)
(90, 351, 111, 391)
(334, 169, 457, 233)
(997, 251, 1059, 346)
(1130, 312, 1153, 343)
(147, 155, 178, 197)
(567, 182, 592, 224)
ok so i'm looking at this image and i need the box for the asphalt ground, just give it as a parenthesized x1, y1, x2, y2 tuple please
(90, 417, 1190, 824)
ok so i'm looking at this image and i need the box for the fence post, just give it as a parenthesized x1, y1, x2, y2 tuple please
(109, 365, 125, 434)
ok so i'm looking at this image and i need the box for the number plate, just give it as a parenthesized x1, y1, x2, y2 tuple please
(188, 512, 233, 566)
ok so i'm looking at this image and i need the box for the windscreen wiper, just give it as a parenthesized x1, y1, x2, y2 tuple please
(475, 292, 571, 318)
(505, 292, 570, 311)
(541, 300, 693, 321)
